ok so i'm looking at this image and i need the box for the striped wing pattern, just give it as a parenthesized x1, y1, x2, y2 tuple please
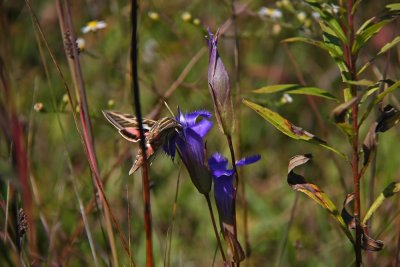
(103, 110, 181, 174)
(102, 110, 156, 142)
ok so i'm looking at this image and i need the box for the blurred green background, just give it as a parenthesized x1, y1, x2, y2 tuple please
(1, 0, 400, 266)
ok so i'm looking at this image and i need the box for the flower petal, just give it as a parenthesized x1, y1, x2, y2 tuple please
(177, 128, 211, 194)
(181, 110, 212, 125)
(208, 153, 229, 172)
(213, 173, 235, 224)
(190, 118, 213, 138)
(236, 154, 261, 167)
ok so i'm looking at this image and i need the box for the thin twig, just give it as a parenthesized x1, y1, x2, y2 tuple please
(205, 194, 227, 262)
(131, 1, 153, 266)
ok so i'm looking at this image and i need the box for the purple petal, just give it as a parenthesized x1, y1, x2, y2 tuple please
(212, 168, 234, 178)
(190, 118, 213, 138)
(183, 110, 212, 126)
(177, 107, 186, 125)
(236, 155, 261, 167)
(213, 173, 234, 224)
(208, 153, 229, 172)
(177, 127, 211, 194)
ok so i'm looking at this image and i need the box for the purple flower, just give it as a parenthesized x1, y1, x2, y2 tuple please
(164, 109, 213, 194)
(207, 29, 234, 135)
(208, 153, 260, 262)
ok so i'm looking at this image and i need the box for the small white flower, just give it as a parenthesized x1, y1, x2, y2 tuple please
(148, 11, 160, 21)
(76, 37, 86, 52)
(281, 93, 293, 104)
(258, 7, 282, 19)
(34, 102, 44, 112)
(82, 20, 107, 33)
(297, 11, 306, 22)
(331, 4, 340, 14)
(311, 12, 320, 20)
(181, 12, 192, 22)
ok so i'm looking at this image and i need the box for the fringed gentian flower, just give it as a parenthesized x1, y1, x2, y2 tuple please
(208, 153, 261, 262)
(164, 109, 213, 195)
(207, 30, 234, 135)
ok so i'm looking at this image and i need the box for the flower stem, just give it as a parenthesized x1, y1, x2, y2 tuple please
(226, 134, 239, 234)
(205, 194, 227, 262)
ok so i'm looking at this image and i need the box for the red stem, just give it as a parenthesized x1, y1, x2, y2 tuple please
(346, 0, 362, 266)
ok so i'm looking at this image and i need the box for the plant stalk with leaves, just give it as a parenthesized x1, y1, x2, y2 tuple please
(244, 1, 400, 265)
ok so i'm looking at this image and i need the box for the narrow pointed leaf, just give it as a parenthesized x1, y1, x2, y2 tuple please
(353, 20, 391, 54)
(363, 182, 400, 224)
(253, 84, 338, 101)
(283, 37, 341, 56)
(287, 154, 354, 243)
(243, 100, 345, 157)
(378, 36, 400, 55)
(387, 3, 400, 11)
(344, 79, 375, 87)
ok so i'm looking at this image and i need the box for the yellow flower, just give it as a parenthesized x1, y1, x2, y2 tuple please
(297, 12, 306, 22)
(193, 18, 201, 26)
(148, 11, 159, 21)
(181, 12, 192, 22)
(82, 20, 107, 34)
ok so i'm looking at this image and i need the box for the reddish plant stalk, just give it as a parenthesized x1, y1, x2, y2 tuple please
(345, 0, 362, 265)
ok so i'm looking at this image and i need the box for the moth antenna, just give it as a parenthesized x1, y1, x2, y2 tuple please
(164, 101, 175, 117)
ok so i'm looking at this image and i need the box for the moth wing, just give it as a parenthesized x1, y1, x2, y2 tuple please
(102, 110, 156, 130)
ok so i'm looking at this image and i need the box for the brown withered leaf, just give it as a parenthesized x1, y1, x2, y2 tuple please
(363, 104, 400, 166)
(376, 104, 400, 132)
(341, 193, 356, 229)
(225, 229, 245, 263)
(332, 97, 358, 123)
(287, 155, 354, 243)
(362, 231, 384, 252)
(362, 123, 377, 166)
(341, 193, 384, 251)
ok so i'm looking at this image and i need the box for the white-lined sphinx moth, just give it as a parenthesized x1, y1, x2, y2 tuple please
(102, 111, 181, 174)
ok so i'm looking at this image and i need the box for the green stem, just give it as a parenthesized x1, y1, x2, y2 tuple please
(205, 194, 227, 262)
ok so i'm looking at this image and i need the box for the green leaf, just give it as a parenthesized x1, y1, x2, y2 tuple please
(344, 79, 375, 87)
(363, 182, 400, 224)
(287, 154, 354, 244)
(253, 84, 338, 101)
(283, 37, 341, 57)
(386, 3, 400, 11)
(353, 20, 391, 54)
(378, 36, 400, 55)
(243, 99, 346, 158)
